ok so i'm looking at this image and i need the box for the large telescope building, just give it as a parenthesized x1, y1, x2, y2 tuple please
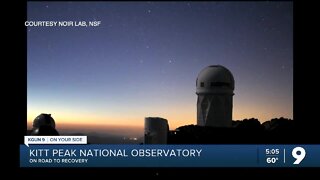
(196, 65, 235, 127)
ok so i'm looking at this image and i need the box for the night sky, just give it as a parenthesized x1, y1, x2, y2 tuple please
(27, 2, 293, 130)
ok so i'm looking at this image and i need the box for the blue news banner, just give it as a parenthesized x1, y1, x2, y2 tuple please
(20, 145, 320, 167)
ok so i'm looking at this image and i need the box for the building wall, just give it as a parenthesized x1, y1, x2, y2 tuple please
(197, 94, 232, 127)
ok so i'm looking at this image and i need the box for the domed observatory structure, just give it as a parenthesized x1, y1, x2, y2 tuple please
(196, 65, 235, 127)
(31, 113, 59, 135)
(144, 117, 169, 144)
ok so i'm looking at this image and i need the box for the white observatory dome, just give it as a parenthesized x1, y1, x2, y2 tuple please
(33, 113, 56, 129)
(196, 65, 234, 95)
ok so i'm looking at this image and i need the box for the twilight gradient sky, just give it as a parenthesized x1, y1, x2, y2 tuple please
(27, 1, 293, 130)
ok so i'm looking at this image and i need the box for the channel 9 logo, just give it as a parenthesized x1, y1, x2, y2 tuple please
(292, 147, 306, 165)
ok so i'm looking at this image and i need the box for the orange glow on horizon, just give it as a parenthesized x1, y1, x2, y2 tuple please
(28, 97, 292, 130)
(27, 111, 292, 131)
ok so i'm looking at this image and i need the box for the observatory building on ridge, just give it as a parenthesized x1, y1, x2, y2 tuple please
(31, 113, 59, 135)
(196, 65, 235, 127)
(144, 65, 235, 144)
(144, 117, 169, 144)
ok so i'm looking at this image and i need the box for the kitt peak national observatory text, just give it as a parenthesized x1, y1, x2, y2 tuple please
(25, 21, 101, 27)
(30, 148, 202, 157)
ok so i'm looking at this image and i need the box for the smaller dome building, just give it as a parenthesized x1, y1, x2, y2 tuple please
(32, 113, 59, 135)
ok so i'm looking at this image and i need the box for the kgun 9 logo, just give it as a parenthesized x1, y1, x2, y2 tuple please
(292, 147, 306, 164)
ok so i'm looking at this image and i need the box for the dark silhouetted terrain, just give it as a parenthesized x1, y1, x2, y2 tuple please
(27, 117, 302, 144)
(168, 117, 299, 144)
